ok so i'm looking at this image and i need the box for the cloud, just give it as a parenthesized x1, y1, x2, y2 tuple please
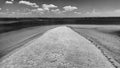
(74, 12, 81, 14)
(42, 4, 58, 11)
(85, 9, 100, 16)
(84, 9, 120, 17)
(31, 8, 44, 14)
(63, 6, 78, 11)
(0, 8, 1, 10)
(5, 1, 13, 4)
(31, 8, 44, 12)
(29, 4, 58, 15)
(36, 8, 44, 11)
(19, 0, 39, 8)
(51, 9, 60, 12)
(51, 9, 63, 14)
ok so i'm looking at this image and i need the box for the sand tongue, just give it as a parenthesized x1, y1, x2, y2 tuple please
(0, 26, 115, 68)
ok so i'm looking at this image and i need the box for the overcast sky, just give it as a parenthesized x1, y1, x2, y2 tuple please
(0, 0, 120, 17)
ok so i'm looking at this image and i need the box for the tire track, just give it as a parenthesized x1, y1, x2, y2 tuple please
(83, 36, 119, 68)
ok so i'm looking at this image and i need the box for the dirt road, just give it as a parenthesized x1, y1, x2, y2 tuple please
(0, 26, 115, 68)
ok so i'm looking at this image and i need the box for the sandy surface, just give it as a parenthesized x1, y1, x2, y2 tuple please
(0, 26, 115, 68)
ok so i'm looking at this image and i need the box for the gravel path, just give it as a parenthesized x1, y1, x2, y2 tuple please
(0, 26, 115, 68)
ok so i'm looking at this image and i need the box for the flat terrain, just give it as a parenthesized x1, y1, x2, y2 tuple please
(0, 25, 120, 67)
(69, 25, 120, 67)
(0, 26, 115, 68)
(0, 25, 59, 59)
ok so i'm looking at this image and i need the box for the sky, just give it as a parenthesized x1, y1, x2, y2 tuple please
(0, 0, 120, 17)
